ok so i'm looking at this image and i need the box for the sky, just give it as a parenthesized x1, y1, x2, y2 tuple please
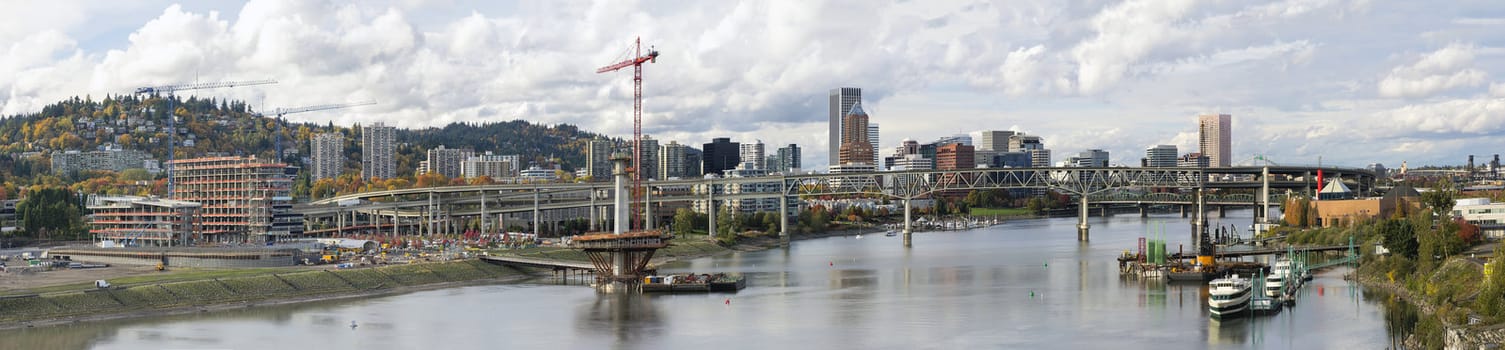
(3, 0, 1505, 170)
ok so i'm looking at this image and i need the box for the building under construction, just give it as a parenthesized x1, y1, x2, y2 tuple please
(86, 195, 201, 247)
(169, 156, 298, 243)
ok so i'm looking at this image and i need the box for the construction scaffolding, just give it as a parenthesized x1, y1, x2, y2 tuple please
(168, 156, 295, 243)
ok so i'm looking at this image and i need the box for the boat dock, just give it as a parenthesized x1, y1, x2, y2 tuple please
(1165, 244, 1352, 260)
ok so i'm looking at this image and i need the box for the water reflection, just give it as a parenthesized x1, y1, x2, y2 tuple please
(0, 209, 1423, 349)
(579, 292, 663, 346)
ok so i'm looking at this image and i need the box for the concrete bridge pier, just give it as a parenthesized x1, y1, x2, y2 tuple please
(589, 189, 597, 231)
(1077, 196, 1090, 242)
(779, 189, 790, 247)
(1181, 205, 1188, 218)
(1140, 204, 1148, 218)
(1100, 205, 1109, 217)
(903, 198, 913, 247)
(644, 186, 654, 231)
(1217, 205, 1226, 218)
(706, 179, 716, 241)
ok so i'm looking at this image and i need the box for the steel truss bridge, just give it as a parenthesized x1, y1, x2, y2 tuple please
(304, 166, 1373, 245)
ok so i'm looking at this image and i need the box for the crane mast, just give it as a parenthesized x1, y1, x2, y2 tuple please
(134, 79, 278, 199)
(596, 37, 659, 231)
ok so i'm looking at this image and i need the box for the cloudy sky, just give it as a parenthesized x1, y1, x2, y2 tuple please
(3, 0, 1504, 169)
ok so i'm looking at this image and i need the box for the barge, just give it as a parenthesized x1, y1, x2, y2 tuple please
(641, 273, 746, 293)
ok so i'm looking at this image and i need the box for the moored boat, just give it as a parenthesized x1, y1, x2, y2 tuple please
(1265, 257, 1291, 298)
(1208, 274, 1252, 319)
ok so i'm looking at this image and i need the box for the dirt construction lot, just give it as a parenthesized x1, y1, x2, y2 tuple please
(0, 264, 161, 294)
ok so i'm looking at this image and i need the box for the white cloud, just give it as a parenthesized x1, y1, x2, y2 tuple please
(2, 0, 1505, 168)
(1377, 44, 1488, 98)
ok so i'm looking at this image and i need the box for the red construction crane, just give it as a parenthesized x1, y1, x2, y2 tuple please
(596, 37, 659, 231)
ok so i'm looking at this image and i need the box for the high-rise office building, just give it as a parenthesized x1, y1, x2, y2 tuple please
(684, 147, 704, 177)
(1008, 133, 1051, 167)
(310, 132, 344, 181)
(1068, 149, 1110, 167)
(661, 141, 686, 179)
(424, 145, 474, 179)
(829, 87, 862, 166)
(587, 138, 616, 181)
(776, 144, 801, 173)
(1179, 153, 1210, 168)
(638, 136, 660, 180)
(868, 123, 881, 168)
(838, 102, 874, 166)
(1198, 114, 1232, 168)
(740, 140, 766, 169)
(1032, 149, 1052, 167)
(1145, 145, 1178, 167)
(937, 134, 972, 146)
(361, 122, 395, 179)
(703, 138, 741, 176)
(978, 130, 1015, 152)
(936, 143, 976, 170)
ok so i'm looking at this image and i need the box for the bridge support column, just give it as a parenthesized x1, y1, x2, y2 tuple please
(706, 179, 716, 241)
(1077, 196, 1090, 242)
(1100, 205, 1109, 217)
(1181, 205, 1188, 218)
(903, 198, 913, 248)
(644, 186, 654, 231)
(782, 187, 794, 247)
(589, 189, 597, 231)
(533, 189, 541, 242)
(1217, 205, 1226, 218)
(611, 154, 629, 277)
(480, 191, 488, 234)
(1140, 204, 1148, 218)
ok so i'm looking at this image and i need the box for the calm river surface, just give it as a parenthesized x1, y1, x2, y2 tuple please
(2, 210, 1411, 349)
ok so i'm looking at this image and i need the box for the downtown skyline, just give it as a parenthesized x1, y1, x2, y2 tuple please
(2, 1, 1504, 169)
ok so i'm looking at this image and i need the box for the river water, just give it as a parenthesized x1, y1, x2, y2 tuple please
(1, 210, 1413, 349)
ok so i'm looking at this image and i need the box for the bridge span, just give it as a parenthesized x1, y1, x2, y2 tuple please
(303, 165, 1373, 246)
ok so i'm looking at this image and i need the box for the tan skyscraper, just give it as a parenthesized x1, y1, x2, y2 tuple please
(1198, 114, 1232, 168)
(838, 102, 874, 165)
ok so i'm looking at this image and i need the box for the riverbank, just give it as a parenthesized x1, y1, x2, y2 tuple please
(1354, 257, 1505, 349)
(0, 226, 886, 330)
(0, 260, 527, 330)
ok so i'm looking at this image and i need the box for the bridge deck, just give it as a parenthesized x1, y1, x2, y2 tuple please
(479, 255, 593, 271)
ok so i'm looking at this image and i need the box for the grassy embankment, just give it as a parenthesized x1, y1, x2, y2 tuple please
(967, 207, 1035, 218)
(0, 260, 520, 326)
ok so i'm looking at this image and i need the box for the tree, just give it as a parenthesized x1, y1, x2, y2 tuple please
(1378, 218, 1419, 260)
(15, 187, 84, 240)
(671, 208, 696, 237)
(1421, 177, 1458, 224)
(717, 207, 742, 235)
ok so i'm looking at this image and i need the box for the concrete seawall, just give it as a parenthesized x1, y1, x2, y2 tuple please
(0, 260, 521, 328)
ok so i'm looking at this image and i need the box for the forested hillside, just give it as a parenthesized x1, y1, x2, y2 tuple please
(0, 95, 603, 200)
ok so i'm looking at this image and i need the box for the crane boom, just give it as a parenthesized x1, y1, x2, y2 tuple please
(135, 79, 278, 95)
(273, 100, 377, 116)
(131, 78, 279, 205)
(269, 100, 377, 164)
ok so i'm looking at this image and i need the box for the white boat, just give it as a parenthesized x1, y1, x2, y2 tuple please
(1265, 258, 1291, 298)
(1208, 275, 1252, 319)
